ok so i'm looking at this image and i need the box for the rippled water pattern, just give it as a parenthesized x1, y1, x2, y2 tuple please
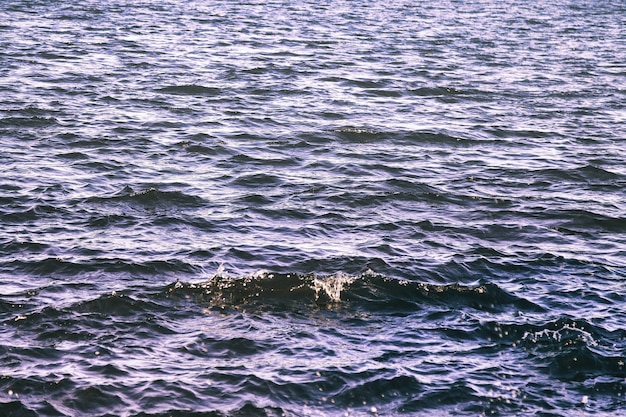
(1, 0, 625, 416)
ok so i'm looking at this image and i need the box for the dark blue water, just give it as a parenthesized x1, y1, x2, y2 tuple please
(1, 1, 625, 416)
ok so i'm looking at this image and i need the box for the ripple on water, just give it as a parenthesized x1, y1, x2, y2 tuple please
(1, 0, 625, 415)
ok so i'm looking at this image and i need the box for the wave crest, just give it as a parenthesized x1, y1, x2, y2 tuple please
(164, 271, 540, 313)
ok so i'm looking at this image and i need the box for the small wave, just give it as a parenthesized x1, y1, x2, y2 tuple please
(131, 188, 193, 203)
(164, 271, 540, 314)
(409, 86, 466, 97)
(184, 143, 231, 156)
(331, 129, 483, 146)
(0, 239, 49, 254)
(165, 273, 320, 309)
(331, 127, 382, 142)
(226, 152, 300, 168)
(86, 213, 137, 228)
(0, 116, 59, 128)
(72, 292, 162, 317)
(229, 172, 283, 188)
(1, 204, 70, 223)
(89, 187, 206, 209)
(533, 164, 624, 183)
(166, 270, 357, 308)
(400, 130, 484, 146)
(484, 317, 626, 385)
(6, 257, 199, 277)
(5, 293, 176, 338)
(56, 151, 90, 160)
(156, 84, 222, 96)
(521, 319, 599, 349)
(540, 208, 626, 233)
(408, 85, 497, 104)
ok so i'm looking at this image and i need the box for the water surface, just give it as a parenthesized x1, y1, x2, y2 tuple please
(1, 1, 625, 416)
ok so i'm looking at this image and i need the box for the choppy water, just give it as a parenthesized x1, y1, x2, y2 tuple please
(1, 0, 625, 416)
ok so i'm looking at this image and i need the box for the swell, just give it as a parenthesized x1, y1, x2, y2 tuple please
(164, 271, 543, 313)
(1, 272, 541, 326)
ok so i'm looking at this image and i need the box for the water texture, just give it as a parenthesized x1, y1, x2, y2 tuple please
(1, 0, 625, 416)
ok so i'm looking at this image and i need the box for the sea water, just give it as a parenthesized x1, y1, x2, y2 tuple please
(1, 1, 625, 416)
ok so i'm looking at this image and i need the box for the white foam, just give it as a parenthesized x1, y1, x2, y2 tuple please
(312, 273, 355, 303)
(214, 263, 227, 278)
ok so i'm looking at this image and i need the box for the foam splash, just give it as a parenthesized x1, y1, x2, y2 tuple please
(521, 321, 598, 347)
(215, 263, 227, 278)
(311, 273, 355, 303)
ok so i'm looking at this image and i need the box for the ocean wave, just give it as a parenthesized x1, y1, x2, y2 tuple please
(164, 271, 541, 314)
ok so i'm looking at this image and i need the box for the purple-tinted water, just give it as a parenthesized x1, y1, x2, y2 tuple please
(1, 1, 625, 416)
